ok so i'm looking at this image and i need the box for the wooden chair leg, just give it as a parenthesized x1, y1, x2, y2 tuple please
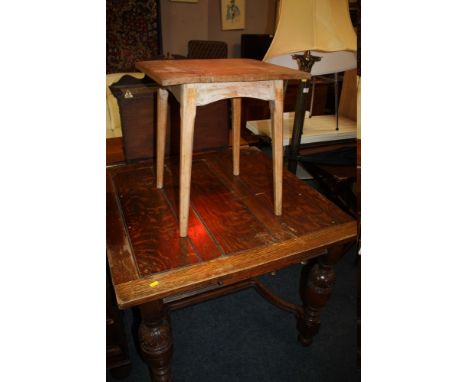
(269, 80, 284, 216)
(179, 85, 197, 237)
(156, 88, 169, 189)
(231, 97, 241, 176)
(139, 301, 173, 382)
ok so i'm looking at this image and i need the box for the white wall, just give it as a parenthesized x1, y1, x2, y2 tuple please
(160, 0, 210, 57)
(207, 0, 276, 57)
(160, 0, 276, 58)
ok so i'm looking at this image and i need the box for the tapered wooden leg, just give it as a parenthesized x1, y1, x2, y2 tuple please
(179, 85, 197, 237)
(156, 88, 169, 189)
(269, 80, 284, 216)
(231, 97, 241, 176)
(139, 301, 173, 382)
(297, 245, 347, 346)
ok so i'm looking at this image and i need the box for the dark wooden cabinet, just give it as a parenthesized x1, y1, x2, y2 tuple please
(240, 34, 273, 60)
(169, 94, 229, 155)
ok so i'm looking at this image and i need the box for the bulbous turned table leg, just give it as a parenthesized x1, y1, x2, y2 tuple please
(297, 245, 347, 346)
(139, 301, 173, 382)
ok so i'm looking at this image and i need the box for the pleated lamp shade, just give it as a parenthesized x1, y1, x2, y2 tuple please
(264, 0, 357, 75)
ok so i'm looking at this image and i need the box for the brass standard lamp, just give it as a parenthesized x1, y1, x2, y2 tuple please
(263, 0, 357, 172)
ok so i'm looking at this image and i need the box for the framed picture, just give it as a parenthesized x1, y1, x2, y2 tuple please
(221, 0, 245, 30)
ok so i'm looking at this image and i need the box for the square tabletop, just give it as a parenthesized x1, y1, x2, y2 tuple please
(107, 148, 356, 309)
(135, 58, 310, 86)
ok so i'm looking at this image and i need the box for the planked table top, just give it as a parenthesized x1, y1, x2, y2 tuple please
(106, 148, 356, 309)
(135, 58, 310, 86)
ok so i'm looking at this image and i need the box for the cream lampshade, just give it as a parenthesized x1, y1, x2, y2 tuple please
(263, 0, 358, 173)
(264, 0, 357, 75)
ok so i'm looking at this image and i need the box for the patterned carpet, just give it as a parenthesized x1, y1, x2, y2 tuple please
(106, 0, 162, 73)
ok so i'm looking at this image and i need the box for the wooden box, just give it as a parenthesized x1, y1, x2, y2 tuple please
(110, 76, 229, 162)
(110, 75, 162, 162)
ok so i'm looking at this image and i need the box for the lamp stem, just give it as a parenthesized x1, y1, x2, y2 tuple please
(308, 77, 316, 118)
(288, 78, 310, 173)
(334, 72, 339, 131)
(288, 50, 321, 174)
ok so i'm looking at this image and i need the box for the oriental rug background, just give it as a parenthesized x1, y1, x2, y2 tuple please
(106, 0, 162, 73)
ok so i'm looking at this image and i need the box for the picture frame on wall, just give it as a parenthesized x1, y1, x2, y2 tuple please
(221, 0, 245, 30)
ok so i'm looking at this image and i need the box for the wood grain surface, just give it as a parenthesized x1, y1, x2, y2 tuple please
(135, 59, 310, 86)
(107, 148, 356, 308)
(116, 223, 355, 309)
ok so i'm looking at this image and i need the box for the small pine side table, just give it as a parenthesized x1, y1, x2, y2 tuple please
(135, 58, 309, 237)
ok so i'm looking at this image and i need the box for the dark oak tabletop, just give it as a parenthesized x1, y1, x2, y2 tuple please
(135, 58, 310, 86)
(107, 148, 356, 309)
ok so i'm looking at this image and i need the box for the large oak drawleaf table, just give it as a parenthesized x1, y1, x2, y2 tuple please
(135, 58, 310, 237)
(106, 148, 356, 381)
